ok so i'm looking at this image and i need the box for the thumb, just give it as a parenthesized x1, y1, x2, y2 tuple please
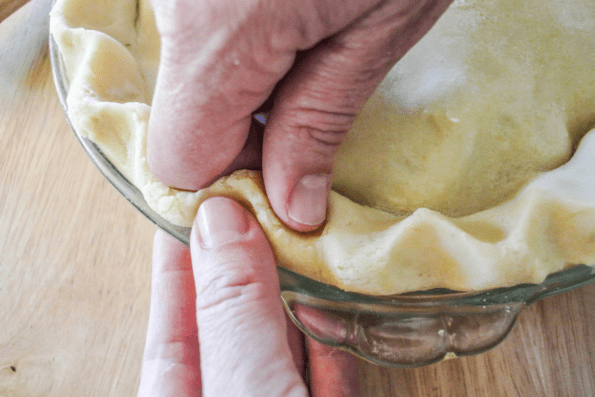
(190, 197, 307, 397)
(263, 0, 451, 231)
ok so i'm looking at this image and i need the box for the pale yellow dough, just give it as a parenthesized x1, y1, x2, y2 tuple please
(50, 0, 595, 294)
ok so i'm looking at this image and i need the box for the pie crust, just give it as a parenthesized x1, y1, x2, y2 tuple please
(50, 0, 595, 294)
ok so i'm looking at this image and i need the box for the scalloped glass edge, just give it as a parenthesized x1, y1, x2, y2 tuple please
(50, 33, 595, 367)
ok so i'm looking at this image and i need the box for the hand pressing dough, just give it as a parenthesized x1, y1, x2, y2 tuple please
(50, 0, 595, 294)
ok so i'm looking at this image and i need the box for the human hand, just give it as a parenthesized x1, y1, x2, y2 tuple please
(147, 0, 451, 232)
(138, 197, 361, 396)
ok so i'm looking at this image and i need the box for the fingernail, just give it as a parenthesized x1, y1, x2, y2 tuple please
(196, 197, 249, 248)
(288, 174, 330, 226)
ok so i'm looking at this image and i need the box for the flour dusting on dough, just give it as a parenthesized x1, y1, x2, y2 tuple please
(50, 0, 595, 294)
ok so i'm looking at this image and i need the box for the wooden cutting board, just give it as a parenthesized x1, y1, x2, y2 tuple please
(1, 1, 594, 396)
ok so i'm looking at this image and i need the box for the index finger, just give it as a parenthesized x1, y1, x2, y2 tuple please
(138, 230, 201, 397)
(308, 338, 362, 397)
(146, 0, 389, 191)
(146, 1, 294, 190)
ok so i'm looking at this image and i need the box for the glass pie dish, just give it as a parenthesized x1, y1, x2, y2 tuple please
(49, 34, 595, 368)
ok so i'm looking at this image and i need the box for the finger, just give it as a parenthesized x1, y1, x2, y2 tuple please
(146, 0, 390, 190)
(190, 197, 308, 397)
(138, 230, 201, 397)
(146, 0, 294, 190)
(291, 304, 361, 396)
(286, 313, 307, 379)
(214, 121, 264, 180)
(262, 0, 452, 231)
(308, 338, 362, 397)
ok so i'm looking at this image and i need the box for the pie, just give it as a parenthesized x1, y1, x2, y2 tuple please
(50, 0, 595, 294)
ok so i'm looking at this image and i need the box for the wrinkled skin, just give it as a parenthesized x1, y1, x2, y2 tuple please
(142, 1, 451, 394)
(148, 0, 451, 231)
(138, 198, 361, 397)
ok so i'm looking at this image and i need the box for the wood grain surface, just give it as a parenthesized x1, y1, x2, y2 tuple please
(0, 0, 29, 24)
(1, 1, 595, 396)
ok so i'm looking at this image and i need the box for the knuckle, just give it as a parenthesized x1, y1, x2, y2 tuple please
(195, 264, 268, 313)
(284, 107, 355, 153)
(305, 127, 348, 152)
(267, 0, 333, 50)
(144, 337, 197, 363)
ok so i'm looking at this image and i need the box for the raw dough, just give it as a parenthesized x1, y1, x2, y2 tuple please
(50, 0, 595, 294)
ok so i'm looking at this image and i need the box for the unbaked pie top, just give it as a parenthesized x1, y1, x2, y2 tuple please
(50, 0, 595, 294)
